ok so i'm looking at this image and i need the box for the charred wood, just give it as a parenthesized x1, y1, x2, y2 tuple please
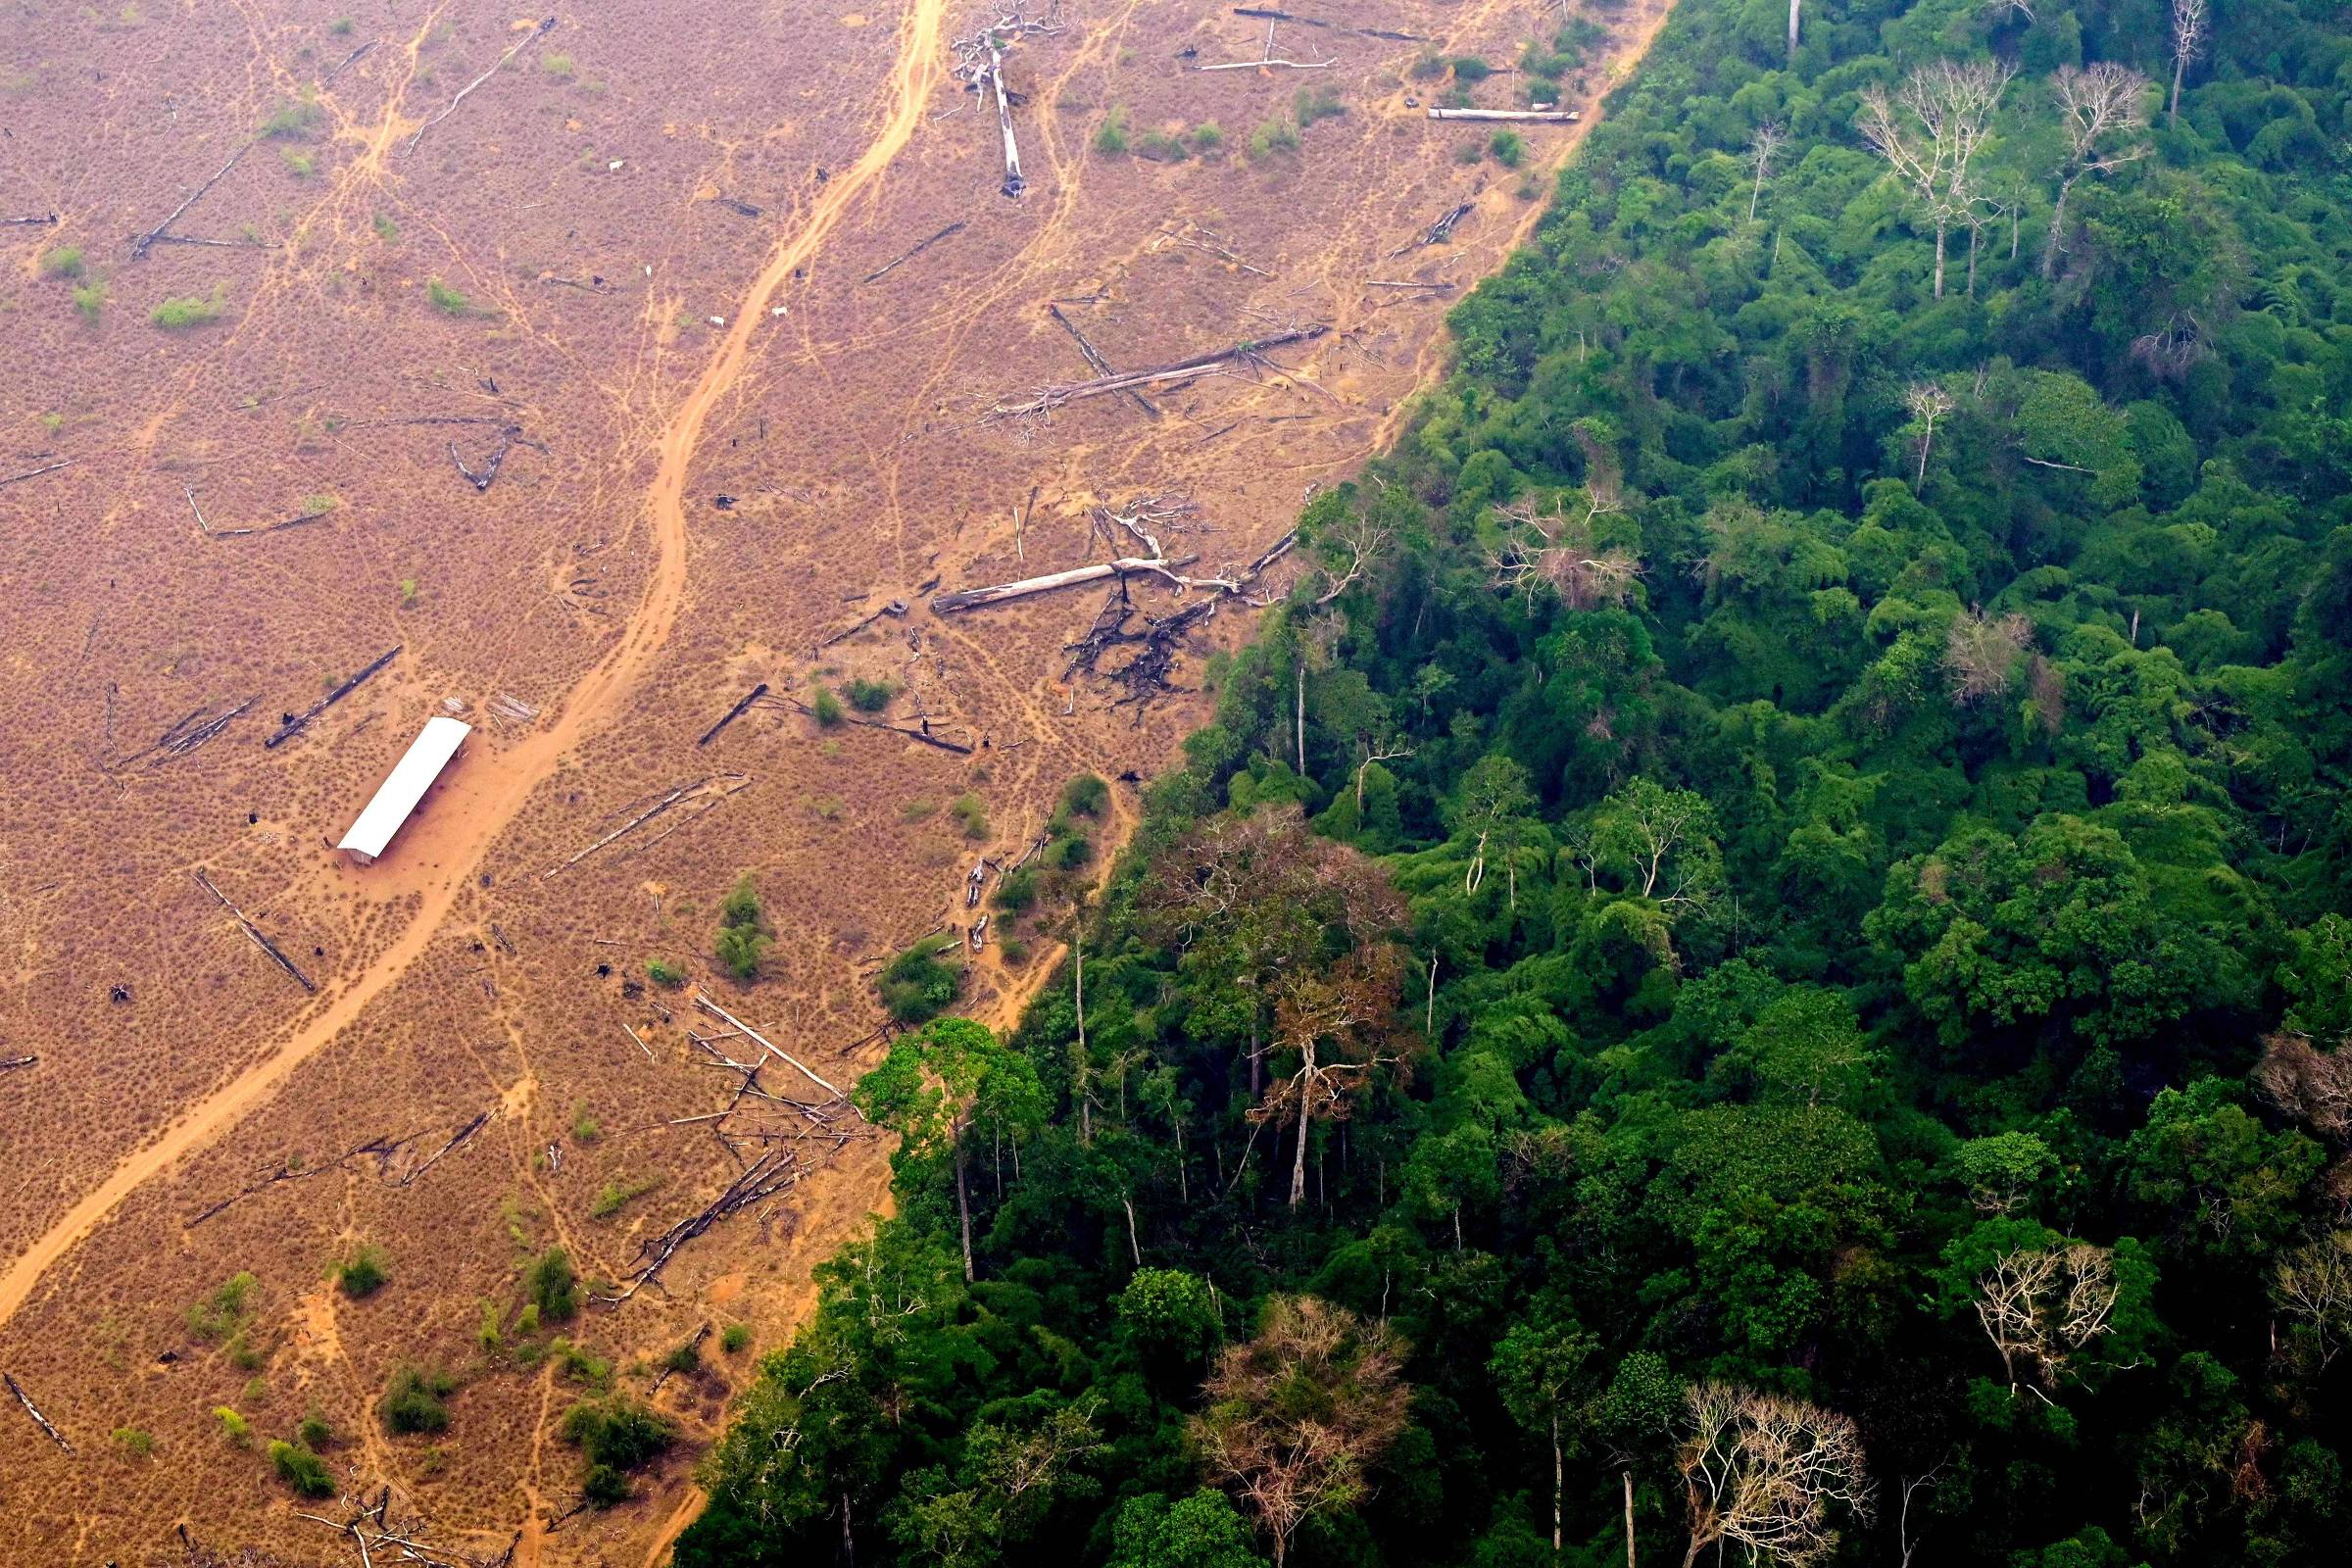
(264, 645, 399, 748)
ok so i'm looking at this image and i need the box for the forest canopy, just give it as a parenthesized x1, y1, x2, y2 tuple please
(681, 1, 2352, 1564)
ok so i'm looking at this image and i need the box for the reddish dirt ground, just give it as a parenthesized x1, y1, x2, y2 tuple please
(0, 1, 1672, 1562)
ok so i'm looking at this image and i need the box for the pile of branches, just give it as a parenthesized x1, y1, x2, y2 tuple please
(296, 1485, 489, 1567)
(1064, 520, 1298, 715)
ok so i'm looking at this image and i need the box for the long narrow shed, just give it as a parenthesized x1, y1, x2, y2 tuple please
(337, 716, 471, 865)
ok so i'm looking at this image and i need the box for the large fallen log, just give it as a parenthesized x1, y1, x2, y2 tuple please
(403, 18, 557, 156)
(1426, 107, 1581, 122)
(988, 324, 1327, 419)
(696, 682, 768, 746)
(932, 555, 1199, 613)
(0, 459, 74, 487)
(542, 774, 752, 876)
(1049, 304, 1157, 417)
(264, 645, 399, 749)
(191, 869, 317, 994)
(4, 1371, 73, 1453)
(1232, 6, 1427, 40)
(130, 143, 249, 261)
(862, 220, 965, 284)
(692, 992, 845, 1097)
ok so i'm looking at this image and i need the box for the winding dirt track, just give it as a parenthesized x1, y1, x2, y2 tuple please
(0, 0, 951, 1337)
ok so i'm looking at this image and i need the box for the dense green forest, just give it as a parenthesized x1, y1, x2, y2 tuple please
(678, 0, 2352, 1563)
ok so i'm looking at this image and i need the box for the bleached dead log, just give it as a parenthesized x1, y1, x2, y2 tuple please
(394, 1110, 490, 1188)
(2, 212, 59, 226)
(623, 1023, 654, 1061)
(402, 18, 557, 157)
(4, 1371, 73, 1453)
(987, 323, 1327, 419)
(130, 143, 248, 261)
(1049, 303, 1158, 417)
(192, 868, 317, 994)
(0, 1055, 35, 1073)
(1198, 19, 1336, 70)
(542, 774, 752, 876)
(1, 459, 74, 487)
(321, 38, 377, 85)
(692, 991, 845, 1097)
(933, 555, 1198, 612)
(1426, 108, 1581, 122)
(264, 645, 399, 749)
(187, 486, 331, 538)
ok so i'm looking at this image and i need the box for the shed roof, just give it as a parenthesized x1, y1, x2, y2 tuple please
(338, 716, 471, 860)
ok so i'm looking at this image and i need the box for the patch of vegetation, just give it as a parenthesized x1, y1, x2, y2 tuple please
(590, 1174, 662, 1219)
(571, 1104, 603, 1142)
(663, 1337, 702, 1375)
(39, 246, 82, 278)
(1247, 117, 1301, 162)
(258, 91, 321, 139)
(188, 1271, 260, 1343)
(72, 281, 104, 322)
(425, 277, 469, 316)
(477, 1299, 505, 1351)
(900, 798, 938, 823)
(1060, 773, 1109, 819)
(214, 1406, 250, 1446)
(280, 148, 317, 179)
(270, 1440, 335, 1497)
(1137, 128, 1189, 163)
(997, 935, 1029, 964)
(877, 934, 961, 1024)
(809, 685, 845, 726)
(296, 1408, 332, 1450)
(842, 676, 894, 712)
(647, 957, 686, 988)
(1406, 50, 1448, 81)
(1488, 128, 1526, 169)
(715, 874, 771, 981)
(335, 1245, 389, 1298)
(1091, 104, 1130, 157)
(150, 288, 226, 329)
(553, 1338, 612, 1386)
(527, 1248, 579, 1322)
(398, 576, 419, 608)
(1448, 55, 1492, 82)
(950, 793, 989, 841)
(720, 1323, 752, 1354)
(542, 52, 575, 79)
(562, 1396, 675, 1508)
(379, 1365, 455, 1436)
(371, 212, 399, 242)
(991, 867, 1039, 913)
(1294, 85, 1345, 127)
(1189, 121, 1225, 156)
(111, 1426, 154, 1458)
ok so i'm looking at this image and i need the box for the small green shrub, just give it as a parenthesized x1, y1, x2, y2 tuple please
(112, 1426, 154, 1457)
(371, 212, 399, 242)
(426, 277, 468, 315)
(590, 1175, 661, 1219)
(1060, 773, 1109, 818)
(258, 92, 320, 139)
(842, 676, 894, 711)
(716, 923, 769, 981)
(647, 958, 685, 988)
(878, 935, 962, 1024)
(1093, 104, 1131, 156)
(399, 576, 419, 608)
(1488, 129, 1525, 168)
(1189, 122, 1225, 156)
(39, 246, 82, 278)
(1294, 86, 1344, 126)
(215, 1406, 251, 1446)
(1450, 56, 1493, 82)
(1045, 832, 1094, 871)
(562, 1396, 674, 1489)
(1137, 129, 1189, 162)
(189, 1272, 260, 1342)
(335, 1246, 389, 1298)
(1248, 118, 1301, 161)
(720, 1323, 752, 1354)
(992, 867, 1040, 912)
(151, 289, 226, 329)
(296, 1409, 332, 1449)
(528, 1248, 580, 1321)
(809, 686, 845, 726)
(380, 1365, 455, 1435)
(73, 281, 105, 322)
(280, 148, 317, 178)
(542, 52, 575, 78)
(270, 1440, 335, 1496)
(999, 936, 1030, 964)
(553, 1338, 612, 1386)
(477, 1299, 504, 1351)
(900, 798, 938, 823)
(1407, 52, 1448, 81)
(663, 1337, 702, 1374)
(951, 793, 989, 840)
(514, 1302, 541, 1338)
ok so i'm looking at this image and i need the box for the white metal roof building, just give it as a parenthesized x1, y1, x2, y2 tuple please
(338, 716, 471, 864)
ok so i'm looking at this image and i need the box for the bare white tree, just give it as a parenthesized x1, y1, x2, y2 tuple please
(1858, 60, 2017, 299)
(1788, 0, 1802, 64)
(1678, 1385, 1874, 1568)
(1747, 122, 1789, 223)
(2272, 1231, 2352, 1369)
(1904, 381, 1955, 484)
(1943, 608, 2034, 704)
(2170, 0, 2209, 125)
(1984, 0, 2037, 19)
(1974, 1242, 2122, 1392)
(1487, 492, 1640, 612)
(2043, 63, 2152, 277)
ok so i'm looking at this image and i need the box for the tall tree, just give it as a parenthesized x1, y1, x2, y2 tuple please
(1491, 1308, 1598, 1557)
(854, 1018, 1044, 1283)
(1858, 60, 2016, 299)
(2169, 0, 2208, 125)
(2043, 63, 2152, 278)
(1676, 1385, 1873, 1568)
(1193, 1297, 1411, 1566)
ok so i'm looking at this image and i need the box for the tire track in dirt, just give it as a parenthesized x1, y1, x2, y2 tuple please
(0, 0, 953, 1340)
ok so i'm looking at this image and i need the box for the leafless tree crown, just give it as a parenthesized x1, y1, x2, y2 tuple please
(1678, 1384, 1874, 1568)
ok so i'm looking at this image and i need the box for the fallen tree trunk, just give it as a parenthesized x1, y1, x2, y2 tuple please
(692, 992, 845, 1097)
(863, 220, 964, 284)
(933, 555, 1199, 613)
(130, 142, 249, 261)
(264, 645, 399, 749)
(989, 324, 1327, 419)
(1426, 107, 1581, 122)
(1232, 6, 1427, 40)
(4, 1371, 73, 1453)
(696, 682, 768, 746)
(191, 869, 317, 993)
(0, 459, 74, 487)
(1049, 304, 1158, 417)
(403, 17, 556, 156)
(395, 1110, 489, 1188)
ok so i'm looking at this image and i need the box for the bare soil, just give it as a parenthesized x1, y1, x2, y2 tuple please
(0, 1, 1672, 1562)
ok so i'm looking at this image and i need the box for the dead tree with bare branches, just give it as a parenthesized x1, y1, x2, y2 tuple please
(1858, 60, 2016, 299)
(1678, 1385, 1873, 1568)
(1747, 122, 1788, 223)
(1974, 1242, 2122, 1391)
(952, 6, 1064, 196)
(2044, 63, 2151, 277)
(2170, 0, 2208, 125)
(1904, 381, 1955, 484)
(1487, 492, 1640, 612)
(1943, 608, 2034, 704)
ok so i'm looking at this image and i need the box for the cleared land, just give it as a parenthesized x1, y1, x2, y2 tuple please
(0, 1, 1670, 1562)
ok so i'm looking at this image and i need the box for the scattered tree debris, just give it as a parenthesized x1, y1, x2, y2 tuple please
(602, 1146, 835, 1302)
(191, 868, 317, 994)
(697, 682, 770, 746)
(185, 486, 331, 538)
(264, 645, 400, 749)
(2, 212, 59, 226)
(0, 459, 74, 487)
(692, 992, 845, 1096)
(0, 1056, 35, 1074)
(650, 1323, 711, 1396)
(1150, 221, 1273, 278)
(543, 774, 753, 876)
(988, 323, 1326, 421)
(109, 694, 256, 770)
(1365, 277, 1456, 291)
(1232, 6, 1426, 41)
(862, 220, 966, 284)
(321, 38, 377, 85)
(1427, 107, 1580, 122)
(1199, 17, 1335, 71)
(817, 599, 909, 650)
(451, 425, 519, 492)
(130, 142, 249, 261)
(934, 555, 1197, 613)
(1391, 202, 1473, 256)
(295, 1486, 475, 1568)
(781, 697, 975, 754)
(393, 1110, 490, 1189)
(402, 17, 558, 157)
(1049, 303, 1158, 417)
(1062, 530, 1298, 714)
(711, 195, 762, 219)
(3, 1371, 71, 1454)
(186, 1130, 411, 1227)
